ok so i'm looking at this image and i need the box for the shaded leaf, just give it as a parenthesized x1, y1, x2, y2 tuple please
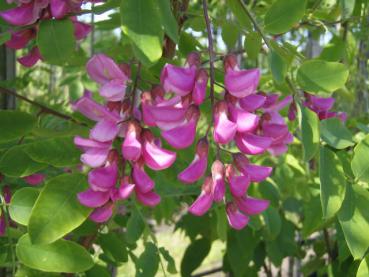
(16, 234, 93, 273)
(9, 187, 39, 226)
(0, 111, 36, 143)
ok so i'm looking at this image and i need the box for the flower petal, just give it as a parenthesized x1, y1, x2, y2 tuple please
(188, 192, 213, 216)
(50, 0, 69, 19)
(89, 202, 114, 223)
(6, 29, 35, 49)
(225, 68, 260, 98)
(239, 94, 266, 112)
(136, 190, 161, 207)
(78, 189, 110, 208)
(100, 79, 127, 102)
(242, 164, 272, 182)
(86, 54, 127, 84)
(229, 105, 259, 133)
(229, 174, 250, 197)
(142, 135, 176, 170)
(178, 155, 207, 184)
(132, 164, 155, 193)
(17, 47, 41, 67)
(160, 64, 196, 96)
(226, 202, 249, 230)
(90, 118, 120, 142)
(192, 69, 208, 105)
(0, 3, 38, 26)
(88, 162, 118, 191)
(161, 120, 197, 149)
(235, 133, 272, 155)
(23, 173, 45, 186)
(235, 196, 269, 215)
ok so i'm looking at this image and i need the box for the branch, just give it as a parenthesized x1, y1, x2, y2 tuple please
(130, 62, 142, 115)
(0, 87, 85, 125)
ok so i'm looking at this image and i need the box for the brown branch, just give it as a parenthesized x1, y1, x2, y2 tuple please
(162, 0, 190, 58)
(0, 87, 85, 125)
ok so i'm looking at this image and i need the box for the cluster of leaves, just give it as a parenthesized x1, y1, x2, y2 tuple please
(1, 0, 369, 276)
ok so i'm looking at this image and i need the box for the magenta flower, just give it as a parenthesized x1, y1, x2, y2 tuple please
(224, 55, 260, 98)
(235, 196, 269, 215)
(135, 189, 161, 207)
(178, 138, 209, 184)
(74, 136, 111, 168)
(0, 212, 5, 236)
(122, 121, 142, 162)
(88, 161, 118, 192)
(161, 105, 200, 149)
(188, 177, 213, 216)
(226, 202, 250, 230)
(160, 53, 199, 96)
(132, 162, 155, 194)
(23, 173, 45, 186)
(213, 101, 237, 144)
(18, 46, 42, 67)
(6, 29, 35, 49)
(141, 130, 176, 170)
(211, 160, 225, 202)
(192, 69, 208, 105)
(86, 54, 129, 102)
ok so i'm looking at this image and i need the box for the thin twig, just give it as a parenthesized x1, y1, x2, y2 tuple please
(202, 0, 220, 159)
(0, 87, 85, 125)
(130, 63, 142, 115)
(238, 0, 271, 49)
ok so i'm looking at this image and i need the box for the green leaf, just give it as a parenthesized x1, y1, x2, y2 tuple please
(121, 0, 163, 66)
(297, 60, 349, 95)
(262, 207, 282, 240)
(28, 173, 91, 244)
(319, 146, 346, 219)
(24, 136, 81, 167)
(125, 208, 145, 244)
(339, 0, 355, 18)
(268, 50, 287, 84)
(216, 206, 228, 241)
(16, 234, 93, 273)
(298, 104, 320, 161)
(0, 145, 47, 177)
(338, 185, 369, 259)
(159, 247, 177, 274)
(157, 0, 179, 43)
(227, 228, 259, 277)
(320, 118, 355, 149)
(9, 187, 39, 226)
(357, 254, 369, 277)
(181, 238, 211, 277)
(136, 242, 160, 277)
(37, 19, 76, 65)
(0, 111, 36, 143)
(264, 0, 306, 34)
(86, 265, 111, 277)
(351, 134, 369, 183)
(0, 31, 10, 46)
(302, 197, 324, 238)
(221, 22, 239, 49)
(99, 233, 128, 264)
(244, 32, 261, 60)
(226, 0, 252, 30)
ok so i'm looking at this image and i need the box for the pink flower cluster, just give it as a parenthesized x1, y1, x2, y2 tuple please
(0, 0, 91, 67)
(140, 54, 292, 229)
(288, 92, 347, 122)
(141, 53, 207, 149)
(74, 54, 177, 223)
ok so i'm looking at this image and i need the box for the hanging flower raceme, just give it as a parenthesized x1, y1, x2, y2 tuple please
(1, 0, 91, 67)
(180, 54, 292, 230)
(74, 54, 176, 223)
(288, 92, 347, 122)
